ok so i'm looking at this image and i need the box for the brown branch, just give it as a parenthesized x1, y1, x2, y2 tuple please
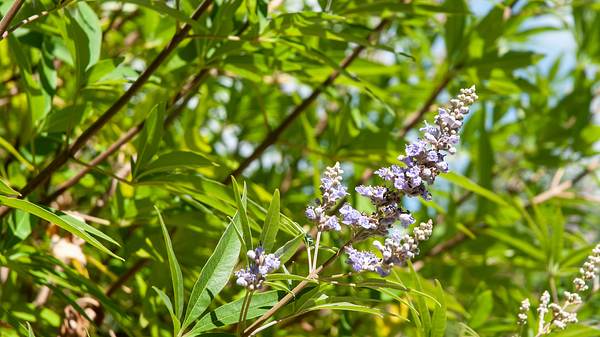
(0, 0, 76, 41)
(414, 162, 599, 269)
(0, 0, 214, 218)
(398, 71, 454, 139)
(243, 235, 357, 336)
(41, 68, 209, 205)
(0, 0, 25, 38)
(105, 259, 148, 297)
(223, 19, 390, 184)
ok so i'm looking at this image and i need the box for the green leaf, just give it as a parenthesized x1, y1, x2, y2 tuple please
(137, 151, 216, 179)
(186, 291, 281, 335)
(443, 0, 468, 63)
(26, 322, 35, 337)
(134, 103, 166, 176)
(430, 280, 447, 337)
(63, 2, 102, 88)
(549, 324, 600, 337)
(114, 0, 210, 33)
(468, 290, 493, 329)
(182, 221, 241, 330)
(484, 229, 545, 261)
(155, 206, 184, 321)
(275, 233, 305, 264)
(153, 286, 182, 334)
(0, 136, 34, 170)
(259, 189, 280, 252)
(231, 177, 253, 251)
(441, 172, 511, 208)
(0, 196, 121, 260)
(8, 210, 31, 240)
(298, 302, 383, 317)
(41, 104, 86, 133)
(0, 177, 20, 196)
(8, 36, 51, 130)
(408, 262, 431, 336)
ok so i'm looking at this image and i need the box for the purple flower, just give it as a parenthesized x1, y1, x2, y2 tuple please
(320, 162, 347, 205)
(345, 246, 380, 273)
(374, 166, 395, 181)
(305, 206, 318, 221)
(322, 215, 341, 231)
(399, 213, 415, 227)
(406, 140, 426, 157)
(355, 185, 387, 204)
(342, 86, 477, 276)
(339, 204, 376, 229)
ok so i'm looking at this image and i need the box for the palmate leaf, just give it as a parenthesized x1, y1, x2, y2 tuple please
(182, 220, 241, 330)
(155, 206, 184, 322)
(0, 196, 121, 260)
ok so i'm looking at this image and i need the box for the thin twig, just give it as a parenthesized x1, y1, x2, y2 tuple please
(0, 0, 25, 39)
(0, 0, 214, 218)
(0, 0, 76, 41)
(242, 234, 358, 336)
(414, 162, 599, 270)
(40, 68, 210, 205)
(223, 19, 390, 184)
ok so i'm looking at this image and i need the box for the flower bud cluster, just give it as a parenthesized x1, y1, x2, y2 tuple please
(517, 298, 530, 325)
(573, 243, 599, 292)
(516, 243, 599, 334)
(375, 86, 478, 200)
(338, 87, 476, 275)
(305, 162, 347, 231)
(235, 246, 280, 290)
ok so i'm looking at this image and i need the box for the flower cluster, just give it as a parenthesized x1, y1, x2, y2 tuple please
(235, 246, 280, 290)
(573, 243, 600, 291)
(305, 162, 347, 231)
(341, 87, 477, 275)
(374, 86, 478, 200)
(516, 243, 599, 334)
(517, 298, 530, 325)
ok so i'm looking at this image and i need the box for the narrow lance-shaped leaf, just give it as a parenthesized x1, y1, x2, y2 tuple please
(231, 177, 253, 251)
(430, 280, 447, 337)
(260, 189, 280, 252)
(153, 286, 182, 334)
(0, 196, 121, 260)
(134, 103, 166, 177)
(0, 177, 20, 196)
(275, 233, 305, 264)
(186, 291, 281, 335)
(182, 220, 241, 330)
(155, 206, 184, 320)
(408, 261, 431, 336)
(137, 150, 216, 179)
(441, 172, 511, 208)
(26, 322, 35, 337)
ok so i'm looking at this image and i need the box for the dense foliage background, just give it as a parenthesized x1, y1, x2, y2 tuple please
(0, 0, 599, 336)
